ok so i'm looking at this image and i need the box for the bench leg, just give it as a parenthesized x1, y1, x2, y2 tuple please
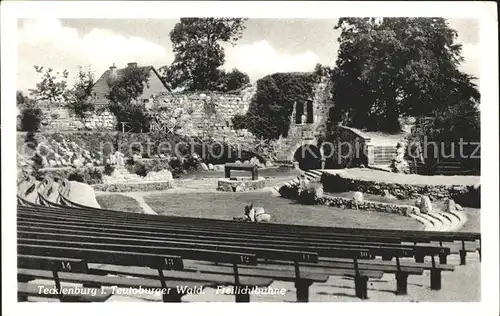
(430, 268, 442, 290)
(459, 250, 467, 265)
(354, 276, 368, 300)
(162, 290, 183, 302)
(415, 254, 425, 263)
(18, 293, 28, 302)
(439, 254, 448, 265)
(295, 279, 312, 302)
(395, 272, 409, 295)
(235, 292, 250, 303)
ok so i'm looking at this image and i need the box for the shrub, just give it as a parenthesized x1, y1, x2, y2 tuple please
(278, 181, 324, 205)
(244, 72, 320, 140)
(19, 107, 43, 132)
(104, 164, 115, 176)
(67, 167, 103, 185)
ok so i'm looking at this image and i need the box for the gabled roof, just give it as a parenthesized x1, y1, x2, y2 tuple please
(91, 64, 171, 103)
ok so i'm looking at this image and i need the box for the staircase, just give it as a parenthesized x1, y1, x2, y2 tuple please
(370, 146, 397, 170)
(273, 169, 323, 192)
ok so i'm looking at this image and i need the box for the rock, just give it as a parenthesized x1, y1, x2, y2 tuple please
(234, 182, 247, 192)
(85, 162, 94, 168)
(445, 199, 457, 212)
(249, 157, 260, 165)
(383, 189, 397, 201)
(352, 191, 364, 203)
(455, 203, 463, 211)
(417, 196, 433, 214)
(159, 154, 166, 159)
(49, 160, 57, 167)
(208, 163, 214, 171)
(243, 160, 250, 164)
(265, 161, 273, 167)
(200, 162, 209, 171)
(235, 160, 242, 164)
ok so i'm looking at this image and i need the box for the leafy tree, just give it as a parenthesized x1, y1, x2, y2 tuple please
(220, 68, 250, 92)
(29, 65, 69, 102)
(167, 18, 247, 91)
(330, 18, 480, 132)
(67, 66, 96, 118)
(244, 72, 320, 140)
(106, 66, 151, 132)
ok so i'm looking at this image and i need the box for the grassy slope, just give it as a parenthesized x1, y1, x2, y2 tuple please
(96, 194, 143, 213)
(144, 191, 422, 230)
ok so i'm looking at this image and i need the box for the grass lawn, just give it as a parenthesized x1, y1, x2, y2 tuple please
(96, 194, 143, 213)
(144, 191, 423, 230)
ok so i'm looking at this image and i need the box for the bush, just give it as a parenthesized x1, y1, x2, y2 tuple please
(104, 164, 115, 176)
(67, 167, 103, 185)
(19, 107, 43, 132)
(278, 181, 324, 205)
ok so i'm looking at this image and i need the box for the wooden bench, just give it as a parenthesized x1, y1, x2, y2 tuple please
(17, 246, 270, 302)
(224, 163, 259, 180)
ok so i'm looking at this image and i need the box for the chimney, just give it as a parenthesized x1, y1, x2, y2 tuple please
(109, 63, 117, 80)
(127, 62, 138, 68)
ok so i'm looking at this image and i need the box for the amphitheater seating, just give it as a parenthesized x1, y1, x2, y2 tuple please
(16, 175, 481, 302)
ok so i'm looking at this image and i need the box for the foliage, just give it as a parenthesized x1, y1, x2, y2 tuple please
(166, 18, 247, 91)
(106, 66, 150, 106)
(231, 114, 247, 130)
(103, 163, 115, 176)
(67, 167, 103, 185)
(29, 65, 69, 102)
(18, 102, 43, 132)
(66, 66, 96, 118)
(244, 72, 320, 140)
(220, 68, 250, 92)
(330, 18, 480, 132)
(106, 66, 151, 132)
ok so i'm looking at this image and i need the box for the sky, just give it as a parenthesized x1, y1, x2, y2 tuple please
(16, 18, 480, 92)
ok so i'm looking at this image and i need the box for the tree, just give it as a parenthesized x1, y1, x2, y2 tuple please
(29, 65, 69, 102)
(167, 18, 248, 91)
(67, 66, 96, 118)
(220, 68, 250, 92)
(244, 72, 320, 140)
(331, 18, 480, 132)
(106, 66, 151, 132)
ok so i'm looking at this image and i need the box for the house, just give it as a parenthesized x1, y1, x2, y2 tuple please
(91, 62, 170, 108)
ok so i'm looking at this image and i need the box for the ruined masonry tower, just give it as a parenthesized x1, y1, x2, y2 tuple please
(275, 76, 335, 162)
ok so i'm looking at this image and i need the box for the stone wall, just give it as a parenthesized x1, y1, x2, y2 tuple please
(321, 172, 480, 207)
(27, 104, 116, 132)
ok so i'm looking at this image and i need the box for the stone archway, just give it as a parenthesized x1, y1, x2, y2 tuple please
(293, 144, 322, 170)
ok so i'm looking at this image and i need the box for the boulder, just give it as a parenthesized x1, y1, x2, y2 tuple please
(235, 160, 242, 164)
(85, 162, 94, 168)
(417, 196, 433, 214)
(352, 191, 364, 203)
(445, 199, 457, 212)
(208, 163, 214, 171)
(49, 160, 57, 167)
(244, 160, 250, 164)
(200, 162, 209, 171)
(383, 189, 397, 201)
(265, 161, 273, 168)
(455, 203, 463, 211)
